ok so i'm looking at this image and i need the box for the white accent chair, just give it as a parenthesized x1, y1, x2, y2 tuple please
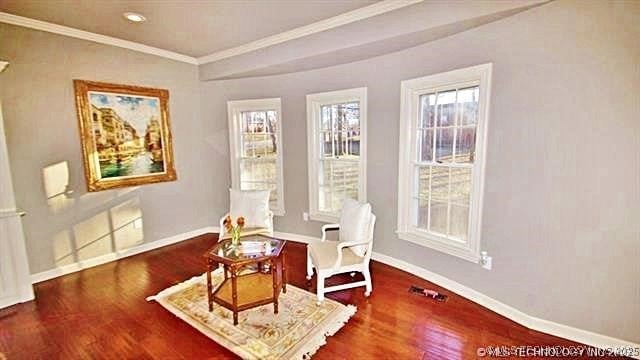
(306, 200, 376, 304)
(218, 189, 274, 241)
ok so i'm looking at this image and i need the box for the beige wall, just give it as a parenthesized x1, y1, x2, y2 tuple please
(200, 0, 640, 342)
(0, 23, 220, 274)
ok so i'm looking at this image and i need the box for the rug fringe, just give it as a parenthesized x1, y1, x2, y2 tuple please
(292, 304, 357, 360)
(148, 271, 358, 359)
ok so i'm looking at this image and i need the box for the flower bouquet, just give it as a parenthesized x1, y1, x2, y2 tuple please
(223, 215, 245, 246)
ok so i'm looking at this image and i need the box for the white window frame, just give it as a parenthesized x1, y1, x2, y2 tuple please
(306, 87, 367, 223)
(396, 64, 492, 263)
(227, 98, 285, 215)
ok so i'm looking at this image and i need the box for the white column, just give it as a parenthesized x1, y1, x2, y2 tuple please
(0, 100, 35, 308)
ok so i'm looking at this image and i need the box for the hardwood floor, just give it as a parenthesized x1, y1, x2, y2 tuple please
(0, 233, 622, 359)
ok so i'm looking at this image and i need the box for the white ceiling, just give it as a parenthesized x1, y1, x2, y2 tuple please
(0, 0, 377, 57)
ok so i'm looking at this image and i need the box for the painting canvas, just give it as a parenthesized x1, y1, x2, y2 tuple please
(74, 80, 177, 191)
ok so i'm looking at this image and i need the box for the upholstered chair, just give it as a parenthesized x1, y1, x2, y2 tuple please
(218, 189, 274, 240)
(306, 199, 376, 304)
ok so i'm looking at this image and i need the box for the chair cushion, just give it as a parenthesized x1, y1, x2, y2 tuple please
(339, 199, 371, 257)
(218, 227, 272, 240)
(229, 189, 270, 229)
(309, 241, 363, 270)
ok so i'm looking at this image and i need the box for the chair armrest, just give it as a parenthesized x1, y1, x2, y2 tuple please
(330, 240, 371, 270)
(337, 240, 370, 250)
(321, 223, 340, 241)
(218, 212, 230, 240)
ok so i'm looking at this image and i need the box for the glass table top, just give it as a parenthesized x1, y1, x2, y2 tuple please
(205, 235, 285, 263)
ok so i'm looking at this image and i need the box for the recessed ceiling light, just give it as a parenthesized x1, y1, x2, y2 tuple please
(123, 12, 146, 23)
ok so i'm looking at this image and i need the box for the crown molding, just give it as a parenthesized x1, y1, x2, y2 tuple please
(196, 0, 424, 65)
(0, 0, 423, 66)
(0, 12, 198, 64)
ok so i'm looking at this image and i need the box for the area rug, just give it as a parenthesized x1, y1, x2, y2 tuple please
(147, 270, 356, 359)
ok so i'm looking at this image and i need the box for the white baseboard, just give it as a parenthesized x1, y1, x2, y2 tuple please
(30, 226, 219, 284)
(30, 227, 306, 284)
(273, 231, 320, 245)
(269, 231, 640, 354)
(371, 251, 640, 357)
(27, 227, 639, 356)
(0, 288, 34, 309)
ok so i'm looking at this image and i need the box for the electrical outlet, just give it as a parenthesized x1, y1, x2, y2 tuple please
(482, 256, 492, 270)
(480, 251, 492, 270)
(303, 212, 309, 221)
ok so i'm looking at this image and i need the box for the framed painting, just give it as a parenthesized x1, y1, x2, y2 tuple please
(73, 80, 177, 191)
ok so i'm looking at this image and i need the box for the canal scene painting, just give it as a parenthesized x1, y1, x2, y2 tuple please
(89, 92, 164, 178)
(74, 80, 177, 191)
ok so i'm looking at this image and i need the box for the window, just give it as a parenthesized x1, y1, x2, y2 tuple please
(227, 98, 285, 215)
(397, 64, 492, 262)
(307, 88, 367, 222)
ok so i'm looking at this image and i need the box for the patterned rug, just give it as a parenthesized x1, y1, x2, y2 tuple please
(147, 270, 356, 359)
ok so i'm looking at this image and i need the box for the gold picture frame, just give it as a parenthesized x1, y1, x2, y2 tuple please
(73, 80, 177, 191)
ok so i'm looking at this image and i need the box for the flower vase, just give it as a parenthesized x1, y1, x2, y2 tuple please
(231, 228, 241, 246)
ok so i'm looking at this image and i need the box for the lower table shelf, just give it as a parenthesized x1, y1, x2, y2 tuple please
(213, 272, 278, 310)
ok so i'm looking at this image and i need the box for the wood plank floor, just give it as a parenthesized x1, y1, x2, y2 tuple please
(0, 233, 621, 359)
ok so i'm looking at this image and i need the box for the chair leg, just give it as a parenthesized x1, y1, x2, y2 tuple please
(316, 274, 325, 304)
(363, 268, 372, 297)
(306, 252, 313, 280)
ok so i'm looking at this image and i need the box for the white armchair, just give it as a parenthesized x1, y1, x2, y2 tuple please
(218, 189, 274, 241)
(218, 211, 274, 240)
(306, 199, 376, 304)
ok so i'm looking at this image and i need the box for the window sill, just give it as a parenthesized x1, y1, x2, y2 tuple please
(309, 212, 340, 224)
(271, 209, 285, 217)
(396, 230, 480, 263)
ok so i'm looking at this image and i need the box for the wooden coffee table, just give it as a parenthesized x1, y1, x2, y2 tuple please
(203, 235, 287, 325)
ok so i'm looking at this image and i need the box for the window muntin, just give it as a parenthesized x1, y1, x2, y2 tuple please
(414, 86, 478, 242)
(397, 64, 491, 262)
(318, 102, 360, 214)
(307, 88, 366, 222)
(239, 110, 280, 209)
(228, 99, 284, 215)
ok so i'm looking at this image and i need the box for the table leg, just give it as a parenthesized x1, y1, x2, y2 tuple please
(206, 261, 214, 312)
(231, 266, 239, 325)
(282, 250, 287, 294)
(272, 258, 278, 314)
